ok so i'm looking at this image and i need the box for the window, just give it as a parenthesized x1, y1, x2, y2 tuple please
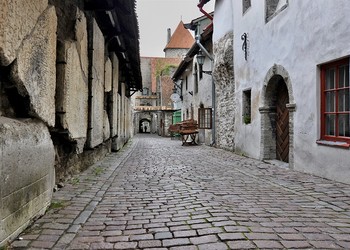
(194, 65, 198, 94)
(243, 0, 251, 14)
(142, 87, 149, 96)
(321, 58, 350, 144)
(185, 76, 188, 90)
(191, 104, 194, 119)
(199, 64, 203, 80)
(265, 0, 288, 22)
(198, 108, 212, 129)
(243, 89, 251, 124)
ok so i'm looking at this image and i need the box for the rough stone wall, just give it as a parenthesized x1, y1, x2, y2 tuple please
(56, 39, 88, 153)
(161, 76, 174, 107)
(116, 83, 126, 148)
(140, 58, 152, 91)
(0, 2, 57, 245)
(0, 1, 135, 245)
(104, 58, 112, 142)
(105, 59, 112, 92)
(10, 6, 57, 127)
(52, 3, 91, 180)
(0, 0, 49, 66)
(0, 117, 55, 245)
(87, 19, 105, 148)
(212, 31, 235, 151)
(110, 54, 119, 138)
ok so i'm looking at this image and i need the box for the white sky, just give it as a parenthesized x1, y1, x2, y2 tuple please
(136, 0, 215, 57)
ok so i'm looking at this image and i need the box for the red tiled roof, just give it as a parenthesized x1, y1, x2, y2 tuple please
(164, 21, 194, 51)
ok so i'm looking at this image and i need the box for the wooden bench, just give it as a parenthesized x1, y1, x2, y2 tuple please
(168, 124, 181, 140)
(169, 119, 199, 145)
(179, 119, 198, 146)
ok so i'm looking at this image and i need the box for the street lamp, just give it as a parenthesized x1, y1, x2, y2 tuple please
(196, 49, 206, 66)
(196, 49, 212, 75)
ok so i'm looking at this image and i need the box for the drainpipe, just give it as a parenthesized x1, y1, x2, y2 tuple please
(197, 0, 213, 30)
(195, 35, 216, 146)
(197, 0, 213, 21)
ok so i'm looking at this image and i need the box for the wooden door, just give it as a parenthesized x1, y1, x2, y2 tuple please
(276, 83, 289, 162)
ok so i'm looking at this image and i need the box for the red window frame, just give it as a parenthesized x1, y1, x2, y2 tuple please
(320, 57, 350, 143)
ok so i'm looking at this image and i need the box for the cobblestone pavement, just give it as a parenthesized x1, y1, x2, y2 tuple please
(9, 134, 350, 249)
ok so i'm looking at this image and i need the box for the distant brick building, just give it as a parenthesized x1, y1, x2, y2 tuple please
(133, 21, 194, 136)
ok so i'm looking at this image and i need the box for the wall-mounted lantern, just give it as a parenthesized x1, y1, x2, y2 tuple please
(196, 49, 212, 75)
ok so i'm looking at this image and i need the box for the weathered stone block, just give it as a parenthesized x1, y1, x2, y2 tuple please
(103, 110, 110, 141)
(74, 9, 89, 77)
(213, 31, 235, 151)
(0, 117, 54, 245)
(87, 19, 105, 148)
(111, 54, 119, 137)
(56, 41, 88, 153)
(0, 0, 48, 66)
(10, 6, 57, 127)
(105, 58, 112, 92)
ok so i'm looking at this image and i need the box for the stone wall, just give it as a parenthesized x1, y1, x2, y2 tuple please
(0, 0, 49, 66)
(10, 6, 57, 127)
(0, 1, 135, 245)
(86, 19, 105, 149)
(110, 54, 119, 138)
(213, 32, 235, 151)
(0, 1, 56, 245)
(0, 118, 55, 245)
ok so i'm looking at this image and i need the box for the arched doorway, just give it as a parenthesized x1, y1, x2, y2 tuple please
(139, 119, 151, 133)
(260, 65, 296, 165)
(275, 78, 289, 162)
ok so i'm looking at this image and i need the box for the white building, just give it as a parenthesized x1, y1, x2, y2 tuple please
(172, 14, 215, 145)
(211, 0, 350, 184)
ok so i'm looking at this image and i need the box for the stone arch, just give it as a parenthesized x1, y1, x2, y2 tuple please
(139, 118, 151, 133)
(259, 64, 296, 167)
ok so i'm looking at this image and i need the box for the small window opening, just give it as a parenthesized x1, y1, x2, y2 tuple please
(198, 107, 212, 129)
(243, 0, 251, 14)
(142, 87, 149, 95)
(194, 65, 198, 94)
(243, 89, 252, 124)
(265, 0, 288, 22)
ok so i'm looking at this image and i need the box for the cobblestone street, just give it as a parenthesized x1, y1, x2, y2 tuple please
(10, 134, 350, 249)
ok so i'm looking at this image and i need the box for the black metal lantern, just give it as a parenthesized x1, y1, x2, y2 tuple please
(196, 49, 206, 66)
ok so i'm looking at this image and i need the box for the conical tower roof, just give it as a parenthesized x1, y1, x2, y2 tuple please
(164, 21, 194, 51)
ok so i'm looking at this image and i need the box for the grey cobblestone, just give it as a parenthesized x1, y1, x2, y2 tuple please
(8, 135, 350, 249)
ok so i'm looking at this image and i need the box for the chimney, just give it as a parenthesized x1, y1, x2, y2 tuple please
(167, 28, 171, 44)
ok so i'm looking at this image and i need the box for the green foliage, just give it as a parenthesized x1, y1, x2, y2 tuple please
(70, 177, 80, 185)
(93, 166, 104, 176)
(155, 60, 177, 77)
(48, 201, 65, 210)
(243, 114, 251, 124)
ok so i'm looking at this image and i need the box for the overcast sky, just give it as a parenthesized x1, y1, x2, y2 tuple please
(136, 0, 215, 57)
